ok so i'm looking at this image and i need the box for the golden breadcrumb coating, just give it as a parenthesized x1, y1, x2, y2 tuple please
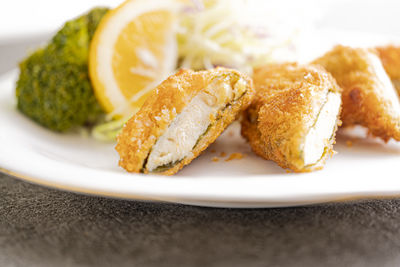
(116, 68, 254, 175)
(314, 45, 400, 142)
(376, 45, 400, 94)
(241, 63, 342, 172)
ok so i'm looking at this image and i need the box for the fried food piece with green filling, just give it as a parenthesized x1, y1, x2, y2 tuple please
(116, 68, 254, 175)
(241, 63, 342, 172)
(314, 45, 400, 142)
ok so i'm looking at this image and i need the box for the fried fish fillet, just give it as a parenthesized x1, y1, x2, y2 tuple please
(376, 45, 400, 95)
(313, 45, 400, 141)
(116, 68, 254, 175)
(241, 63, 342, 172)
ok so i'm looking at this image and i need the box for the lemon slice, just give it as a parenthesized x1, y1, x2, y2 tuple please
(89, 0, 183, 118)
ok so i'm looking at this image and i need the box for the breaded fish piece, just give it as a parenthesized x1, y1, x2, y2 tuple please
(241, 63, 342, 172)
(313, 45, 400, 142)
(376, 45, 400, 95)
(116, 68, 254, 175)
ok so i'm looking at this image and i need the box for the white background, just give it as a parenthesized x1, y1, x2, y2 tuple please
(1, 0, 400, 43)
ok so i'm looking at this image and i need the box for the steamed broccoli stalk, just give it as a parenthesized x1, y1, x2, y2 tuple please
(16, 7, 109, 132)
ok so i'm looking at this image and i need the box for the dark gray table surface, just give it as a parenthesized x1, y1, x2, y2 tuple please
(2, 173, 400, 267)
(2, 36, 400, 267)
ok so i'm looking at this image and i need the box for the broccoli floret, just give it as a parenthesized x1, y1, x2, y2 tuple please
(16, 7, 109, 132)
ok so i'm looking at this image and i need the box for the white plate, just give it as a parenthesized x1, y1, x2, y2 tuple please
(1, 31, 400, 208)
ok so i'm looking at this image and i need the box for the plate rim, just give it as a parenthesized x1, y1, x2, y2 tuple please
(3, 166, 400, 208)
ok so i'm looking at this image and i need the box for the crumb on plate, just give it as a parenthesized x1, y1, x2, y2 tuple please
(225, 152, 244, 161)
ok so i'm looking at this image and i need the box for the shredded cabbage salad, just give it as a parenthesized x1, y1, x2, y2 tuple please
(92, 0, 304, 142)
(176, 0, 296, 73)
